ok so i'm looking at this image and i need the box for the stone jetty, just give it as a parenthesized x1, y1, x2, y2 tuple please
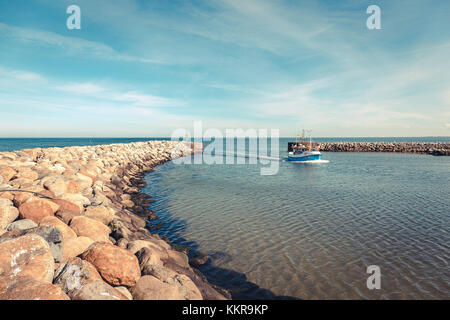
(0, 141, 227, 300)
(288, 141, 450, 156)
(317, 142, 450, 155)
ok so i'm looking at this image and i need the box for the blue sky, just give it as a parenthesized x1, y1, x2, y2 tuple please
(0, 0, 449, 137)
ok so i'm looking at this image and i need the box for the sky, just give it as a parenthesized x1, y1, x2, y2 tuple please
(0, 0, 449, 137)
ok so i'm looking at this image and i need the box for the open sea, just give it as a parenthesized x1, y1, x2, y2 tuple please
(1, 137, 449, 299)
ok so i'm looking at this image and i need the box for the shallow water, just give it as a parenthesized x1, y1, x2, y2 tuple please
(144, 146, 450, 299)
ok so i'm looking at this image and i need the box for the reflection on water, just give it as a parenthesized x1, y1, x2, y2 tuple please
(144, 150, 450, 299)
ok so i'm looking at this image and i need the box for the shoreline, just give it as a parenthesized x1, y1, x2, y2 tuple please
(0, 140, 227, 300)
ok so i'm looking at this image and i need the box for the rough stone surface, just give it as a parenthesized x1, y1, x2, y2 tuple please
(131, 275, 182, 300)
(69, 216, 111, 242)
(0, 205, 19, 230)
(0, 234, 55, 283)
(18, 200, 54, 224)
(6, 219, 38, 232)
(62, 236, 94, 260)
(71, 281, 128, 300)
(53, 257, 102, 297)
(0, 165, 16, 183)
(52, 199, 81, 215)
(39, 216, 77, 242)
(84, 205, 115, 225)
(0, 277, 70, 300)
(81, 242, 141, 287)
(55, 209, 82, 224)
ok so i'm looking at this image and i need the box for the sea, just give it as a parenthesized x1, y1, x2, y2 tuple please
(1, 137, 449, 299)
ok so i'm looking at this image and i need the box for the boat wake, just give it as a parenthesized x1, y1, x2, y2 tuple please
(287, 159, 330, 164)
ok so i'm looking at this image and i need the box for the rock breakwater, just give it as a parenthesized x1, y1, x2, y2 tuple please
(287, 142, 450, 156)
(0, 140, 227, 300)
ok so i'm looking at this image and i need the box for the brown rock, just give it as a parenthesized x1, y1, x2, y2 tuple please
(131, 275, 183, 300)
(126, 239, 169, 260)
(59, 193, 90, 212)
(25, 197, 60, 214)
(71, 281, 128, 300)
(81, 242, 141, 287)
(55, 209, 82, 224)
(0, 190, 14, 200)
(70, 216, 111, 242)
(53, 257, 102, 296)
(66, 181, 82, 194)
(39, 216, 77, 241)
(84, 205, 115, 225)
(79, 170, 97, 183)
(43, 177, 67, 196)
(0, 203, 19, 230)
(52, 199, 81, 215)
(21, 148, 42, 161)
(0, 277, 69, 300)
(0, 165, 16, 182)
(0, 234, 55, 283)
(18, 200, 54, 224)
(135, 247, 163, 272)
(15, 168, 39, 181)
(62, 236, 94, 260)
(167, 250, 190, 268)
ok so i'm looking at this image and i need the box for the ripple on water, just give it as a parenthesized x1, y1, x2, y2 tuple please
(145, 152, 450, 299)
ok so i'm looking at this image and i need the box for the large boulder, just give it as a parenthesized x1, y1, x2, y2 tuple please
(81, 242, 141, 287)
(0, 226, 63, 263)
(0, 234, 55, 283)
(0, 165, 16, 182)
(55, 209, 82, 224)
(166, 249, 190, 269)
(131, 275, 182, 300)
(0, 202, 19, 230)
(71, 281, 128, 300)
(39, 216, 77, 241)
(130, 274, 203, 300)
(0, 277, 70, 300)
(15, 168, 39, 181)
(53, 257, 102, 297)
(59, 194, 90, 212)
(6, 219, 38, 232)
(43, 177, 67, 197)
(135, 247, 163, 272)
(62, 236, 94, 260)
(66, 181, 82, 194)
(25, 197, 60, 214)
(84, 206, 115, 225)
(52, 199, 81, 215)
(69, 216, 111, 242)
(138, 264, 203, 300)
(18, 200, 54, 224)
(126, 239, 169, 260)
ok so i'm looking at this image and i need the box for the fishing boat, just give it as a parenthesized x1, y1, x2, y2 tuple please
(288, 130, 328, 163)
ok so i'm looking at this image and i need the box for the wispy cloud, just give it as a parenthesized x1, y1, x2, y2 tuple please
(0, 22, 165, 64)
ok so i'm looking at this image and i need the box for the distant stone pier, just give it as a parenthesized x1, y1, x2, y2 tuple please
(288, 142, 450, 156)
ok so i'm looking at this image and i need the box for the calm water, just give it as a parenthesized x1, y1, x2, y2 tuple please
(1, 137, 449, 152)
(1, 137, 449, 299)
(144, 138, 450, 300)
(0, 138, 171, 152)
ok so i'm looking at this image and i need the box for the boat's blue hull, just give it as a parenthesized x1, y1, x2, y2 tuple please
(288, 153, 322, 161)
